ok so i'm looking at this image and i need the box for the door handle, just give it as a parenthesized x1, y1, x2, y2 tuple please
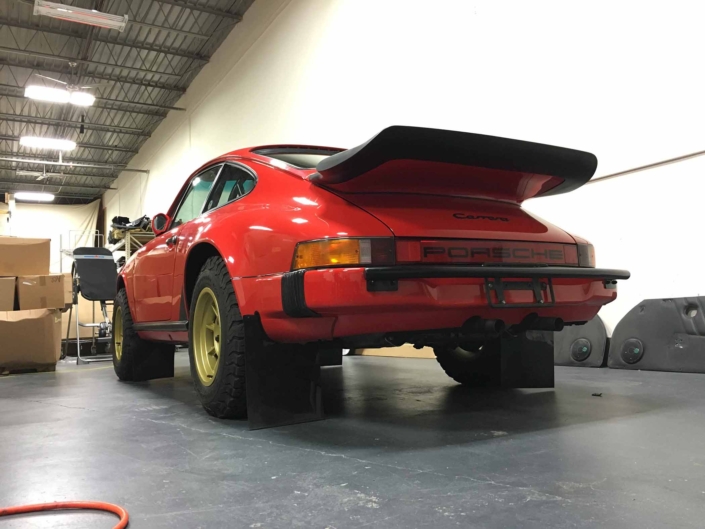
(166, 235, 178, 247)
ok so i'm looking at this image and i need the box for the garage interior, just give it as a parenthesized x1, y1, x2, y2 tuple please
(1, 1, 704, 528)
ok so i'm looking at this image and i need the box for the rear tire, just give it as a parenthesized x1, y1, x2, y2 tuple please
(112, 288, 175, 381)
(188, 256, 247, 419)
(433, 339, 502, 387)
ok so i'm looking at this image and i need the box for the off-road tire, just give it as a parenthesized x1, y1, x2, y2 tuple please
(113, 288, 175, 381)
(188, 256, 247, 419)
(433, 339, 502, 387)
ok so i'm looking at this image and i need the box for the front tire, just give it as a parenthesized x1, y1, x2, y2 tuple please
(112, 289, 175, 381)
(188, 256, 247, 419)
(433, 340, 502, 387)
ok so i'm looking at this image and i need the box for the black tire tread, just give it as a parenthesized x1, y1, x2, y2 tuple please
(433, 341, 501, 387)
(113, 289, 174, 381)
(189, 256, 247, 419)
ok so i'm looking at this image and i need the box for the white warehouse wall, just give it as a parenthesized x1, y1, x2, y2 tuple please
(11, 200, 100, 273)
(104, 0, 705, 329)
(526, 160, 705, 333)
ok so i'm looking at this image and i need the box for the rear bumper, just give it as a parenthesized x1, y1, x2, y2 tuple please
(364, 265, 630, 281)
(237, 266, 628, 343)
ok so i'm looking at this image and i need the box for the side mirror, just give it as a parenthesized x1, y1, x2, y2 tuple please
(152, 213, 170, 236)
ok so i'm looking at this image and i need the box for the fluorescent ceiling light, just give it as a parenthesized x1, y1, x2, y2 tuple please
(16, 170, 47, 177)
(25, 85, 96, 107)
(69, 91, 95, 106)
(14, 192, 55, 202)
(20, 136, 77, 151)
(25, 85, 70, 103)
(16, 170, 65, 180)
(34, 0, 128, 32)
(24, 85, 95, 107)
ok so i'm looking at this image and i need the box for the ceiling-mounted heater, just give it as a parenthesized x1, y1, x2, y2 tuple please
(33, 0, 128, 32)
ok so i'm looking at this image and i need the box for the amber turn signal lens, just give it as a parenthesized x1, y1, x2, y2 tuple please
(577, 243, 596, 267)
(292, 238, 394, 270)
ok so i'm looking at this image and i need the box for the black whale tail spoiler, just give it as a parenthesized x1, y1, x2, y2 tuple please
(310, 126, 598, 203)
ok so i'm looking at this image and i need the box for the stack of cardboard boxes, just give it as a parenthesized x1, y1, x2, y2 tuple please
(0, 237, 71, 373)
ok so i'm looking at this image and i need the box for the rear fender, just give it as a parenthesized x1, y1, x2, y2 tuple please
(117, 260, 139, 322)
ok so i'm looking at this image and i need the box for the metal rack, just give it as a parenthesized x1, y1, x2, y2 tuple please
(108, 230, 155, 259)
(59, 230, 103, 272)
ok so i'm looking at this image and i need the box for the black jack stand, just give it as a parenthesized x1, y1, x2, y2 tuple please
(244, 315, 324, 430)
(500, 330, 555, 388)
(131, 349, 175, 381)
(244, 318, 553, 429)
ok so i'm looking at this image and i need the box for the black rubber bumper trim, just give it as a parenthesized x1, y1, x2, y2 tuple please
(364, 266, 630, 281)
(133, 321, 188, 332)
(282, 270, 319, 318)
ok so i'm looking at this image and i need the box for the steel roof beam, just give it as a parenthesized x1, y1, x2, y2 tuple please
(0, 167, 116, 179)
(0, 153, 150, 174)
(0, 179, 115, 191)
(0, 45, 183, 79)
(76, 142, 138, 153)
(95, 98, 183, 113)
(152, 0, 243, 20)
(0, 83, 185, 114)
(8, 0, 216, 40)
(0, 18, 209, 62)
(0, 152, 126, 168)
(0, 135, 138, 153)
(1, 190, 99, 197)
(93, 97, 179, 115)
(0, 91, 176, 118)
(0, 59, 186, 93)
(0, 113, 149, 137)
(129, 20, 214, 40)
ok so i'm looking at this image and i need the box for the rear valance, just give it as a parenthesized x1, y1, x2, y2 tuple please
(311, 126, 597, 202)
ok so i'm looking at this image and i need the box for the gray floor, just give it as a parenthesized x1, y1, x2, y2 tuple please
(1, 353, 704, 528)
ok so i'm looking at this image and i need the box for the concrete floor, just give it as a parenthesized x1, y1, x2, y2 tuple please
(1, 353, 704, 528)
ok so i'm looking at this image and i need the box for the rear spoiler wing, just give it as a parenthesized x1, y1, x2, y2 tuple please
(311, 126, 597, 200)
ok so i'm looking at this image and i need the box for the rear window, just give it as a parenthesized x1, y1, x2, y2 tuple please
(252, 147, 341, 169)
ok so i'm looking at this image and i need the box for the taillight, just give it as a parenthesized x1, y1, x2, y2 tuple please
(396, 239, 580, 266)
(577, 243, 595, 267)
(292, 238, 395, 270)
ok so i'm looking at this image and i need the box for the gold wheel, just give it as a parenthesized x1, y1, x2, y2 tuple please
(114, 306, 123, 361)
(193, 287, 222, 386)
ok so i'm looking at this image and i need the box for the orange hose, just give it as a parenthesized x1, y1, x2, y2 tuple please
(0, 501, 128, 528)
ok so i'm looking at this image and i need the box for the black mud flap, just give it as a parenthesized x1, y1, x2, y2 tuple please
(608, 297, 705, 373)
(554, 316, 608, 367)
(244, 315, 324, 430)
(133, 349, 175, 381)
(317, 348, 343, 366)
(500, 331, 555, 388)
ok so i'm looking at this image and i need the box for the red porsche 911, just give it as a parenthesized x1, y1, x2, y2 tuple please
(112, 126, 629, 420)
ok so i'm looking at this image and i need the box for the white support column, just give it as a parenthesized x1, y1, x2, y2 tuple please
(7, 193, 15, 236)
(0, 193, 14, 236)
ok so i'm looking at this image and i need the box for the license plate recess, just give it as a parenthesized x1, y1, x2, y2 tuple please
(484, 277, 555, 308)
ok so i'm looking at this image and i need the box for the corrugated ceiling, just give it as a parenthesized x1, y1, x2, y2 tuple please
(0, 0, 254, 204)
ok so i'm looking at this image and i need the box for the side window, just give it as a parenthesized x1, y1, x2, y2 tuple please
(203, 164, 256, 212)
(172, 166, 221, 227)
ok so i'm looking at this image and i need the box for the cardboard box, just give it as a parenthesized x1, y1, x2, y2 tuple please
(0, 277, 14, 311)
(360, 343, 435, 359)
(0, 309, 61, 371)
(63, 273, 73, 305)
(17, 274, 65, 310)
(0, 237, 50, 276)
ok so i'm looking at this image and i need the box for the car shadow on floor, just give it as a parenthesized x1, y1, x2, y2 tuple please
(127, 354, 674, 452)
